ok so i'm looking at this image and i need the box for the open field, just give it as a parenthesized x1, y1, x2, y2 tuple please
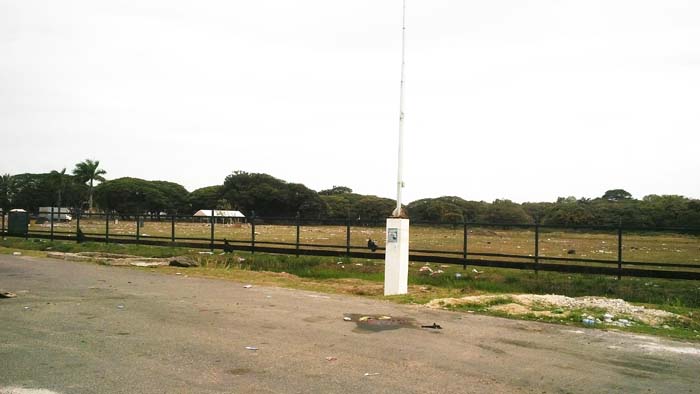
(22, 218, 700, 267)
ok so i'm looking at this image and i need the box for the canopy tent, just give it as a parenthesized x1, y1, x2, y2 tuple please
(193, 209, 246, 224)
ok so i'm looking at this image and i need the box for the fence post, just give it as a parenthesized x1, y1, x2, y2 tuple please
(534, 222, 540, 274)
(210, 211, 215, 251)
(50, 206, 55, 241)
(25, 211, 29, 240)
(76, 209, 81, 243)
(105, 212, 110, 244)
(171, 214, 176, 243)
(251, 211, 256, 254)
(136, 214, 140, 241)
(617, 220, 623, 280)
(295, 212, 300, 257)
(462, 222, 468, 270)
(346, 218, 351, 257)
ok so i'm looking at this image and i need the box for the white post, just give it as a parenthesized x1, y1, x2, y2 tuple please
(385, 0, 410, 296)
(385, 217, 409, 295)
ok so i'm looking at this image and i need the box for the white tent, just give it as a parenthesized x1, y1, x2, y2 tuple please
(193, 209, 246, 223)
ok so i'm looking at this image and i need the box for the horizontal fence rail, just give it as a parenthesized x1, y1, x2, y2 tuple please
(2, 210, 700, 281)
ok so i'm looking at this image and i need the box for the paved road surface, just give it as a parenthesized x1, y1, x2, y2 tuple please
(1, 254, 699, 394)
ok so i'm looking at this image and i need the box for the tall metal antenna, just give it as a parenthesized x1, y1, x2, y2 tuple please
(392, 0, 407, 217)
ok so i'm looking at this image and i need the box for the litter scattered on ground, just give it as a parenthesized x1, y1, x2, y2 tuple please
(243, 285, 252, 289)
(325, 356, 337, 362)
(364, 373, 380, 377)
(245, 346, 258, 351)
(116, 305, 124, 309)
(198, 251, 213, 255)
(23, 306, 30, 310)
(455, 273, 462, 279)
(175, 272, 182, 275)
(343, 316, 352, 321)
(472, 269, 483, 274)
(421, 323, 443, 330)
(12, 252, 22, 256)
(427, 294, 678, 327)
(0, 291, 17, 298)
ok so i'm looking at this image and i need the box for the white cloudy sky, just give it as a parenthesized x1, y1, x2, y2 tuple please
(1, 0, 699, 203)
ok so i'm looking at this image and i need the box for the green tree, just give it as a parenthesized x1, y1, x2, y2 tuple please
(189, 186, 224, 212)
(222, 171, 325, 217)
(0, 174, 14, 212)
(72, 159, 107, 211)
(602, 189, 633, 202)
(319, 186, 353, 195)
(94, 178, 189, 215)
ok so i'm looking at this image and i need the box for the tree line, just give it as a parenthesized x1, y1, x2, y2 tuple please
(1, 164, 699, 227)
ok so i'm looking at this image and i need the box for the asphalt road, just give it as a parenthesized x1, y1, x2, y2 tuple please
(1, 254, 699, 394)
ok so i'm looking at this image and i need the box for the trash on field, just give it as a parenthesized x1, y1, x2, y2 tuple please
(117, 304, 124, 309)
(364, 372, 380, 377)
(355, 263, 363, 266)
(325, 356, 337, 362)
(23, 306, 30, 310)
(175, 272, 182, 275)
(243, 285, 252, 289)
(245, 346, 258, 351)
(198, 251, 214, 255)
(336, 261, 343, 265)
(418, 266, 433, 274)
(582, 317, 596, 326)
(343, 316, 352, 321)
(472, 268, 482, 274)
(455, 273, 462, 279)
(12, 252, 22, 256)
(421, 323, 443, 330)
(0, 291, 17, 298)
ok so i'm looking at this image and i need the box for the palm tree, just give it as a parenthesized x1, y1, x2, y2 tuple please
(72, 159, 106, 212)
(49, 168, 67, 207)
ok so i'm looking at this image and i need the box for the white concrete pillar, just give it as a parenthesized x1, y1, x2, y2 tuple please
(384, 218, 409, 295)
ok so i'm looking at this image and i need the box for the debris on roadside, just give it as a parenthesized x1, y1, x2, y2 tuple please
(421, 323, 443, 330)
(245, 346, 258, 351)
(12, 252, 22, 256)
(169, 256, 199, 267)
(325, 356, 337, 362)
(0, 291, 17, 298)
(343, 316, 352, 321)
(364, 372, 380, 377)
(243, 285, 252, 289)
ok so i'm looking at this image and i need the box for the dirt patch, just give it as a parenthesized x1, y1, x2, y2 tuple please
(427, 293, 678, 327)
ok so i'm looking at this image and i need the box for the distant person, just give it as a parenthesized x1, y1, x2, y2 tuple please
(367, 238, 378, 252)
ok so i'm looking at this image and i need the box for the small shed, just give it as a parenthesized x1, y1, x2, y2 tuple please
(193, 209, 246, 224)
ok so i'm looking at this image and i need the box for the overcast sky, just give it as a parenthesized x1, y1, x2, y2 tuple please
(2, 0, 699, 203)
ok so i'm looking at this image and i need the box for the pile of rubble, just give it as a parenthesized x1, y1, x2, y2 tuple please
(427, 293, 678, 327)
